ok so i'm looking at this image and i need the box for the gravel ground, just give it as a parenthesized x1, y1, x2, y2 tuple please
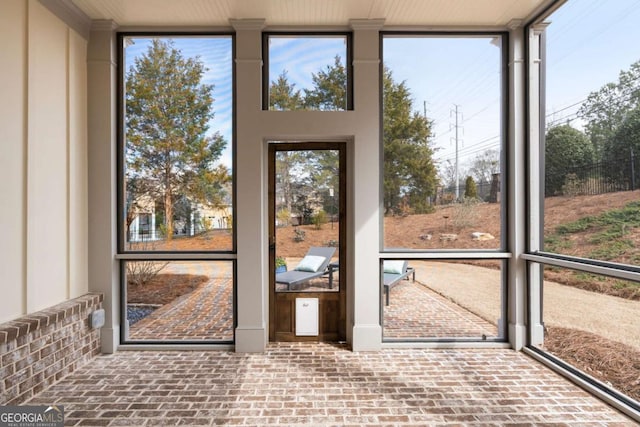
(412, 261, 640, 351)
(127, 305, 158, 325)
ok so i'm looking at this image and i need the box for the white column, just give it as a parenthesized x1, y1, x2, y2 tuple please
(527, 23, 549, 346)
(151, 210, 157, 240)
(87, 19, 119, 353)
(349, 19, 385, 351)
(507, 20, 527, 350)
(232, 18, 268, 352)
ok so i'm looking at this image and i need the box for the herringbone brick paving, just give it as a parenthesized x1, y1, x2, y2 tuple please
(25, 343, 635, 426)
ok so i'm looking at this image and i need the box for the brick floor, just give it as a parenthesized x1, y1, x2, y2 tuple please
(25, 343, 635, 426)
(383, 280, 498, 339)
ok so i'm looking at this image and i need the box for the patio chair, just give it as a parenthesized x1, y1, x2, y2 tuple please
(276, 247, 337, 290)
(382, 260, 415, 306)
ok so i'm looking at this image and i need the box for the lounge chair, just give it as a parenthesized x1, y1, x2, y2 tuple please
(276, 247, 337, 290)
(382, 260, 415, 306)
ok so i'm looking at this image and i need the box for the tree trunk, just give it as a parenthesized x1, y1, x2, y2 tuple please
(164, 190, 173, 240)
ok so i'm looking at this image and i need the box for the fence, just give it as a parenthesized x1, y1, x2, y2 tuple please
(437, 173, 500, 205)
(545, 152, 640, 197)
(437, 153, 640, 204)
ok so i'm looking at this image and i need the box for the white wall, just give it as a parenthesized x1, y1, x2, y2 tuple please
(0, 0, 88, 323)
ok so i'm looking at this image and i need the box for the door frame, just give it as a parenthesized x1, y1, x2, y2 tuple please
(268, 141, 347, 342)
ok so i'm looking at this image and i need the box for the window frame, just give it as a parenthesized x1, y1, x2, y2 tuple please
(379, 32, 510, 344)
(116, 32, 237, 345)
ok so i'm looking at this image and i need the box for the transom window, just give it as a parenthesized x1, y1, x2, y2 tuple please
(263, 33, 352, 111)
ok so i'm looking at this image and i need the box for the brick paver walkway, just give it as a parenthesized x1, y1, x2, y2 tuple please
(26, 343, 634, 426)
(128, 262, 234, 341)
(383, 280, 498, 339)
(127, 260, 496, 342)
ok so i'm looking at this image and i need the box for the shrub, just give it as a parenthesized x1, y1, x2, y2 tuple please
(126, 260, 168, 287)
(312, 210, 328, 230)
(464, 176, 478, 199)
(451, 197, 480, 229)
(293, 228, 306, 242)
(201, 216, 213, 231)
(561, 173, 583, 196)
(277, 208, 291, 227)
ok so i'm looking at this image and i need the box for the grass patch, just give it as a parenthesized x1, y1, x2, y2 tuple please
(556, 216, 594, 234)
(555, 201, 640, 236)
(588, 239, 634, 260)
(544, 201, 640, 300)
(543, 235, 573, 252)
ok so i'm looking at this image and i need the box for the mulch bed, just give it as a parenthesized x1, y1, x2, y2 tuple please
(544, 326, 640, 402)
(127, 274, 209, 305)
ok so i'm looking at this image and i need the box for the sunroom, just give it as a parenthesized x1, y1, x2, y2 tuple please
(1, 0, 639, 422)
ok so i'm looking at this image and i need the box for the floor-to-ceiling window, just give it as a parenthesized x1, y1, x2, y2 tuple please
(526, 0, 640, 408)
(380, 34, 508, 341)
(118, 34, 235, 343)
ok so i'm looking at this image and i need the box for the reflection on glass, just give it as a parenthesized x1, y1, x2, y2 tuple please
(382, 260, 504, 340)
(267, 35, 349, 111)
(124, 261, 234, 341)
(382, 36, 503, 250)
(536, 265, 639, 401)
(122, 36, 233, 251)
(274, 150, 340, 292)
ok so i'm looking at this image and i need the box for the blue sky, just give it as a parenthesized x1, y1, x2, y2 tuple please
(268, 35, 347, 92)
(545, 0, 640, 131)
(123, 0, 640, 175)
(384, 36, 502, 172)
(124, 36, 234, 168)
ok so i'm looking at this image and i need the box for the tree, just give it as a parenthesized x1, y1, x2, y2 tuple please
(579, 59, 640, 159)
(544, 125, 594, 196)
(439, 159, 465, 192)
(468, 149, 500, 185)
(126, 39, 229, 239)
(383, 67, 437, 214)
(269, 70, 303, 110)
(607, 106, 640, 187)
(464, 176, 478, 199)
(303, 56, 348, 111)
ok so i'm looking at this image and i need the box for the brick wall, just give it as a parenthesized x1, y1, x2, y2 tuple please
(0, 293, 103, 404)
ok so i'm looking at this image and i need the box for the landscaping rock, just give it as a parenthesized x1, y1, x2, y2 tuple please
(471, 232, 495, 240)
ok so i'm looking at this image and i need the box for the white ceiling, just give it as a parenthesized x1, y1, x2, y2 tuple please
(70, 0, 551, 28)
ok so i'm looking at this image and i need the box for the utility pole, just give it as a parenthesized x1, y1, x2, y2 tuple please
(450, 104, 463, 200)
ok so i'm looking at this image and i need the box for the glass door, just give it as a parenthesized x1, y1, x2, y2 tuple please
(268, 142, 346, 342)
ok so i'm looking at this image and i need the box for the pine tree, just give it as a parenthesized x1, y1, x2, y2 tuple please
(125, 39, 229, 239)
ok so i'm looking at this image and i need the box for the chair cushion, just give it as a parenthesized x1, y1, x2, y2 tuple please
(295, 255, 327, 272)
(383, 260, 405, 274)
